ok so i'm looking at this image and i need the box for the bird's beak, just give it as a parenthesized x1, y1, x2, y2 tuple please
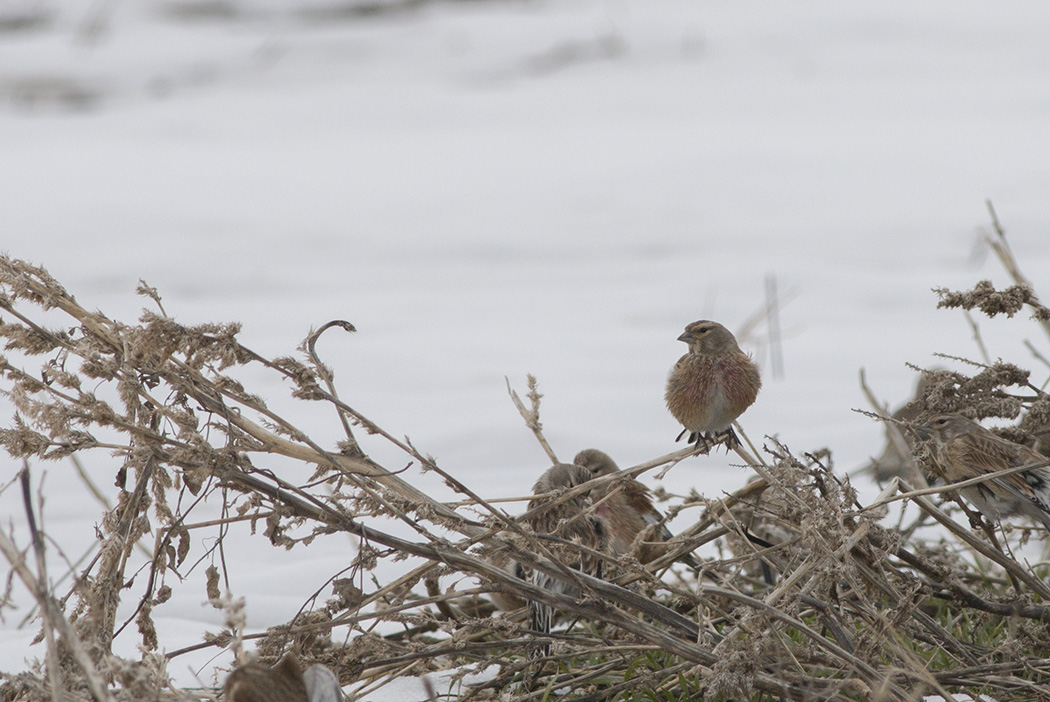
(912, 425, 931, 441)
(677, 332, 692, 343)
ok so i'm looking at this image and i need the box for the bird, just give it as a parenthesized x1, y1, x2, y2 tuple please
(520, 462, 607, 656)
(665, 320, 761, 452)
(224, 652, 341, 702)
(572, 448, 700, 570)
(485, 464, 601, 615)
(867, 374, 930, 484)
(920, 414, 1050, 532)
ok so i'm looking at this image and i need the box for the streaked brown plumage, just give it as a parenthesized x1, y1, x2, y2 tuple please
(573, 448, 700, 569)
(487, 464, 603, 615)
(526, 463, 602, 544)
(665, 320, 761, 452)
(521, 463, 607, 655)
(224, 653, 341, 702)
(225, 654, 308, 702)
(921, 414, 1050, 532)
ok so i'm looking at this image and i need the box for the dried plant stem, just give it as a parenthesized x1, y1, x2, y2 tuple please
(19, 467, 62, 702)
(220, 464, 704, 646)
(985, 199, 1050, 343)
(863, 457, 1050, 512)
(505, 375, 558, 464)
(964, 310, 993, 364)
(857, 368, 923, 482)
(305, 320, 362, 457)
(904, 484, 1050, 600)
(732, 422, 767, 467)
(764, 272, 785, 380)
(0, 524, 116, 702)
(6, 255, 1050, 701)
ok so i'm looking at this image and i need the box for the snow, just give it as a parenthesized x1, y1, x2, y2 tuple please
(1, 0, 1049, 697)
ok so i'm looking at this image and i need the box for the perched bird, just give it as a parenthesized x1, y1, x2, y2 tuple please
(921, 414, 1050, 532)
(573, 448, 700, 570)
(224, 653, 341, 702)
(486, 464, 602, 615)
(521, 462, 607, 655)
(665, 320, 761, 452)
(867, 374, 930, 484)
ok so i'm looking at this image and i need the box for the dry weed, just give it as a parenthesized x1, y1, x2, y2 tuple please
(2, 209, 1050, 701)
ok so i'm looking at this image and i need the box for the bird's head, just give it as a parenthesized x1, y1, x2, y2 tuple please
(919, 414, 975, 445)
(573, 448, 619, 478)
(536, 463, 591, 490)
(678, 320, 738, 355)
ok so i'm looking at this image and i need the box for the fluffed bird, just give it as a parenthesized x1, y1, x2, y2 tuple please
(665, 320, 761, 452)
(921, 413, 1050, 532)
(573, 448, 700, 570)
(522, 462, 607, 656)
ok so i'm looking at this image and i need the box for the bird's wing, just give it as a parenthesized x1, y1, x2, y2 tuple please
(621, 480, 658, 517)
(954, 434, 1050, 516)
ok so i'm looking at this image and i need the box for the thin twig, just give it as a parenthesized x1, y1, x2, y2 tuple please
(505, 375, 558, 464)
(963, 310, 992, 365)
(305, 320, 362, 457)
(861, 457, 1050, 511)
(0, 520, 116, 702)
(984, 200, 1050, 343)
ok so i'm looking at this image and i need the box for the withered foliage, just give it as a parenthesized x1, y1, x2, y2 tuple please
(2, 222, 1050, 702)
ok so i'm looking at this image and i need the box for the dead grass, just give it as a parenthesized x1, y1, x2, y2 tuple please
(2, 207, 1050, 701)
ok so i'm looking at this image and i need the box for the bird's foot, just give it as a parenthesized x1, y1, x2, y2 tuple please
(719, 427, 742, 452)
(692, 432, 713, 454)
(677, 429, 733, 455)
(676, 428, 712, 453)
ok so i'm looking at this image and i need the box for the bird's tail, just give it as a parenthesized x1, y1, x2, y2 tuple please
(527, 571, 555, 659)
(657, 524, 702, 571)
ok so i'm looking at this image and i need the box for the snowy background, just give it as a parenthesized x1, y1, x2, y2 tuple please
(2, 0, 1049, 698)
